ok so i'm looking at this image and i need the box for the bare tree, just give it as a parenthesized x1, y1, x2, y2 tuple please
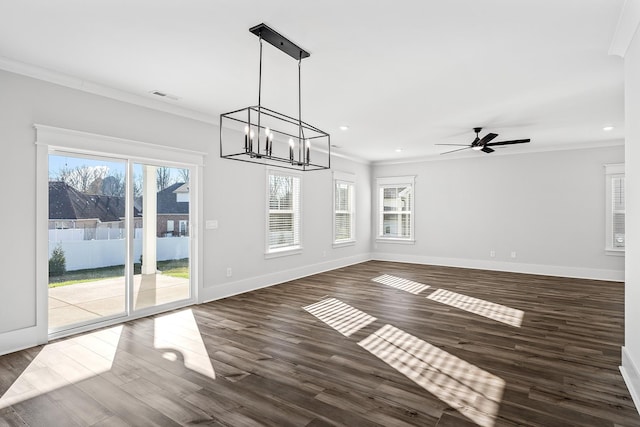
(133, 173, 143, 198)
(269, 175, 293, 209)
(53, 165, 108, 193)
(156, 167, 172, 190)
(178, 168, 190, 184)
(101, 171, 126, 197)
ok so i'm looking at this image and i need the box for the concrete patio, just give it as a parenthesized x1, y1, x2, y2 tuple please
(49, 273, 190, 330)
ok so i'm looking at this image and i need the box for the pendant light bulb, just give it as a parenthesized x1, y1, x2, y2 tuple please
(288, 138, 294, 162)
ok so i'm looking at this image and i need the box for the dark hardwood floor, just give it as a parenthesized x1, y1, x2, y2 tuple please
(1, 261, 638, 426)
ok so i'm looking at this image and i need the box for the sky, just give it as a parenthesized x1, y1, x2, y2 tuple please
(48, 154, 182, 183)
(49, 154, 126, 178)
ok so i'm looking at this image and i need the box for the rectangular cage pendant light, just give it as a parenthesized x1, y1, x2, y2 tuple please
(220, 23, 330, 171)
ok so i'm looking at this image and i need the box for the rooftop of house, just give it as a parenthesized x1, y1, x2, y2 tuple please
(50, 181, 188, 221)
(49, 181, 139, 222)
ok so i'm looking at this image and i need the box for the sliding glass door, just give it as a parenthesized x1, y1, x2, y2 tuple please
(132, 163, 191, 311)
(48, 153, 193, 334)
(48, 153, 128, 331)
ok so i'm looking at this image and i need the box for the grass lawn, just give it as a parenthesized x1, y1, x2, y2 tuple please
(49, 258, 189, 288)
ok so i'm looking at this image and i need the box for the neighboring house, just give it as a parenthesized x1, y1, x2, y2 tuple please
(49, 181, 189, 239)
(49, 181, 141, 239)
(156, 182, 189, 237)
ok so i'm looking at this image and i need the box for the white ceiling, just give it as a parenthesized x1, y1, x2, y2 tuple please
(0, 0, 625, 162)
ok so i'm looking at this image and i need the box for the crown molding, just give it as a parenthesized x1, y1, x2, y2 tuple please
(372, 139, 625, 166)
(0, 55, 369, 167)
(328, 149, 371, 165)
(609, 0, 640, 58)
(0, 55, 217, 125)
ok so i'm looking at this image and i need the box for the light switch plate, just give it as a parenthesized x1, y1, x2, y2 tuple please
(206, 220, 218, 229)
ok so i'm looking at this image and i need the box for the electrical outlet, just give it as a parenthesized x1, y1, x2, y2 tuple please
(226, 267, 232, 277)
(490, 250, 496, 258)
(322, 250, 327, 257)
(511, 251, 517, 259)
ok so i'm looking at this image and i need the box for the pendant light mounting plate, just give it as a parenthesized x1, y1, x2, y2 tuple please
(249, 23, 310, 60)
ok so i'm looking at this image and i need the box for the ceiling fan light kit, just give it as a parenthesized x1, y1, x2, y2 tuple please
(437, 127, 531, 155)
(219, 23, 331, 171)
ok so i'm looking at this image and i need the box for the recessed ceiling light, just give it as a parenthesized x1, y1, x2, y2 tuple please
(339, 125, 349, 131)
(395, 148, 403, 153)
(603, 126, 614, 131)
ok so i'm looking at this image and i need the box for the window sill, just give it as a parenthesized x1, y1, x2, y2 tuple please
(333, 240, 356, 248)
(605, 248, 625, 257)
(265, 246, 303, 259)
(376, 238, 415, 245)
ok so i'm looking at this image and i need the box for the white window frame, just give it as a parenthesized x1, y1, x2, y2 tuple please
(167, 220, 175, 232)
(333, 171, 356, 247)
(604, 163, 625, 256)
(265, 168, 302, 258)
(376, 176, 415, 244)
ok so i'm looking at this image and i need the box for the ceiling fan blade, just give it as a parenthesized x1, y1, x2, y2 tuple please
(478, 132, 498, 145)
(481, 146, 495, 153)
(434, 144, 471, 146)
(485, 139, 530, 147)
(440, 146, 471, 155)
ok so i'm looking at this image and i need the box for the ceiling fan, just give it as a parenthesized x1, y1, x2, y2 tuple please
(437, 127, 531, 155)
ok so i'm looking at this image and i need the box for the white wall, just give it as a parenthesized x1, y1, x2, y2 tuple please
(621, 3, 640, 410)
(371, 146, 625, 280)
(201, 152, 371, 301)
(0, 69, 370, 352)
(0, 69, 212, 340)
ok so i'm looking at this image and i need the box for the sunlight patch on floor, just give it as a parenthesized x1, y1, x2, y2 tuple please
(371, 274, 430, 294)
(426, 289, 524, 327)
(359, 324, 505, 427)
(153, 309, 216, 379)
(0, 325, 123, 409)
(303, 297, 377, 337)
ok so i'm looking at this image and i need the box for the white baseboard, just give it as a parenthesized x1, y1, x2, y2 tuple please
(1, 253, 622, 357)
(371, 253, 624, 282)
(621, 347, 640, 415)
(200, 253, 371, 304)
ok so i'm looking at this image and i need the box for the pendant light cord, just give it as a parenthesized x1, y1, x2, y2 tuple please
(298, 55, 302, 161)
(258, 34, 263, 109)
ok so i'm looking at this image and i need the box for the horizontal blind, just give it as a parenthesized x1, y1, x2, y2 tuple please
(612, 176, 625, 248)
(268, 172, 300, 250)
(335, 181, 354, 241)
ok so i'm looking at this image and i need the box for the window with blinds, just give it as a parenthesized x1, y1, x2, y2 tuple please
(611, 176, 625, 248)
(267, 170, 301, 253)
(334, 173, 355, 244)
(605, 164, 625, 253)
(377, 176, 415, 241)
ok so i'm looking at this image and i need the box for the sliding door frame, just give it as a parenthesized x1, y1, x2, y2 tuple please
(36, 124, 205, 342)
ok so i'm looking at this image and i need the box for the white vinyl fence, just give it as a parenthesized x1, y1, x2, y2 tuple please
(48, 236, 189, 271)
(49, 228, 142, 242)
